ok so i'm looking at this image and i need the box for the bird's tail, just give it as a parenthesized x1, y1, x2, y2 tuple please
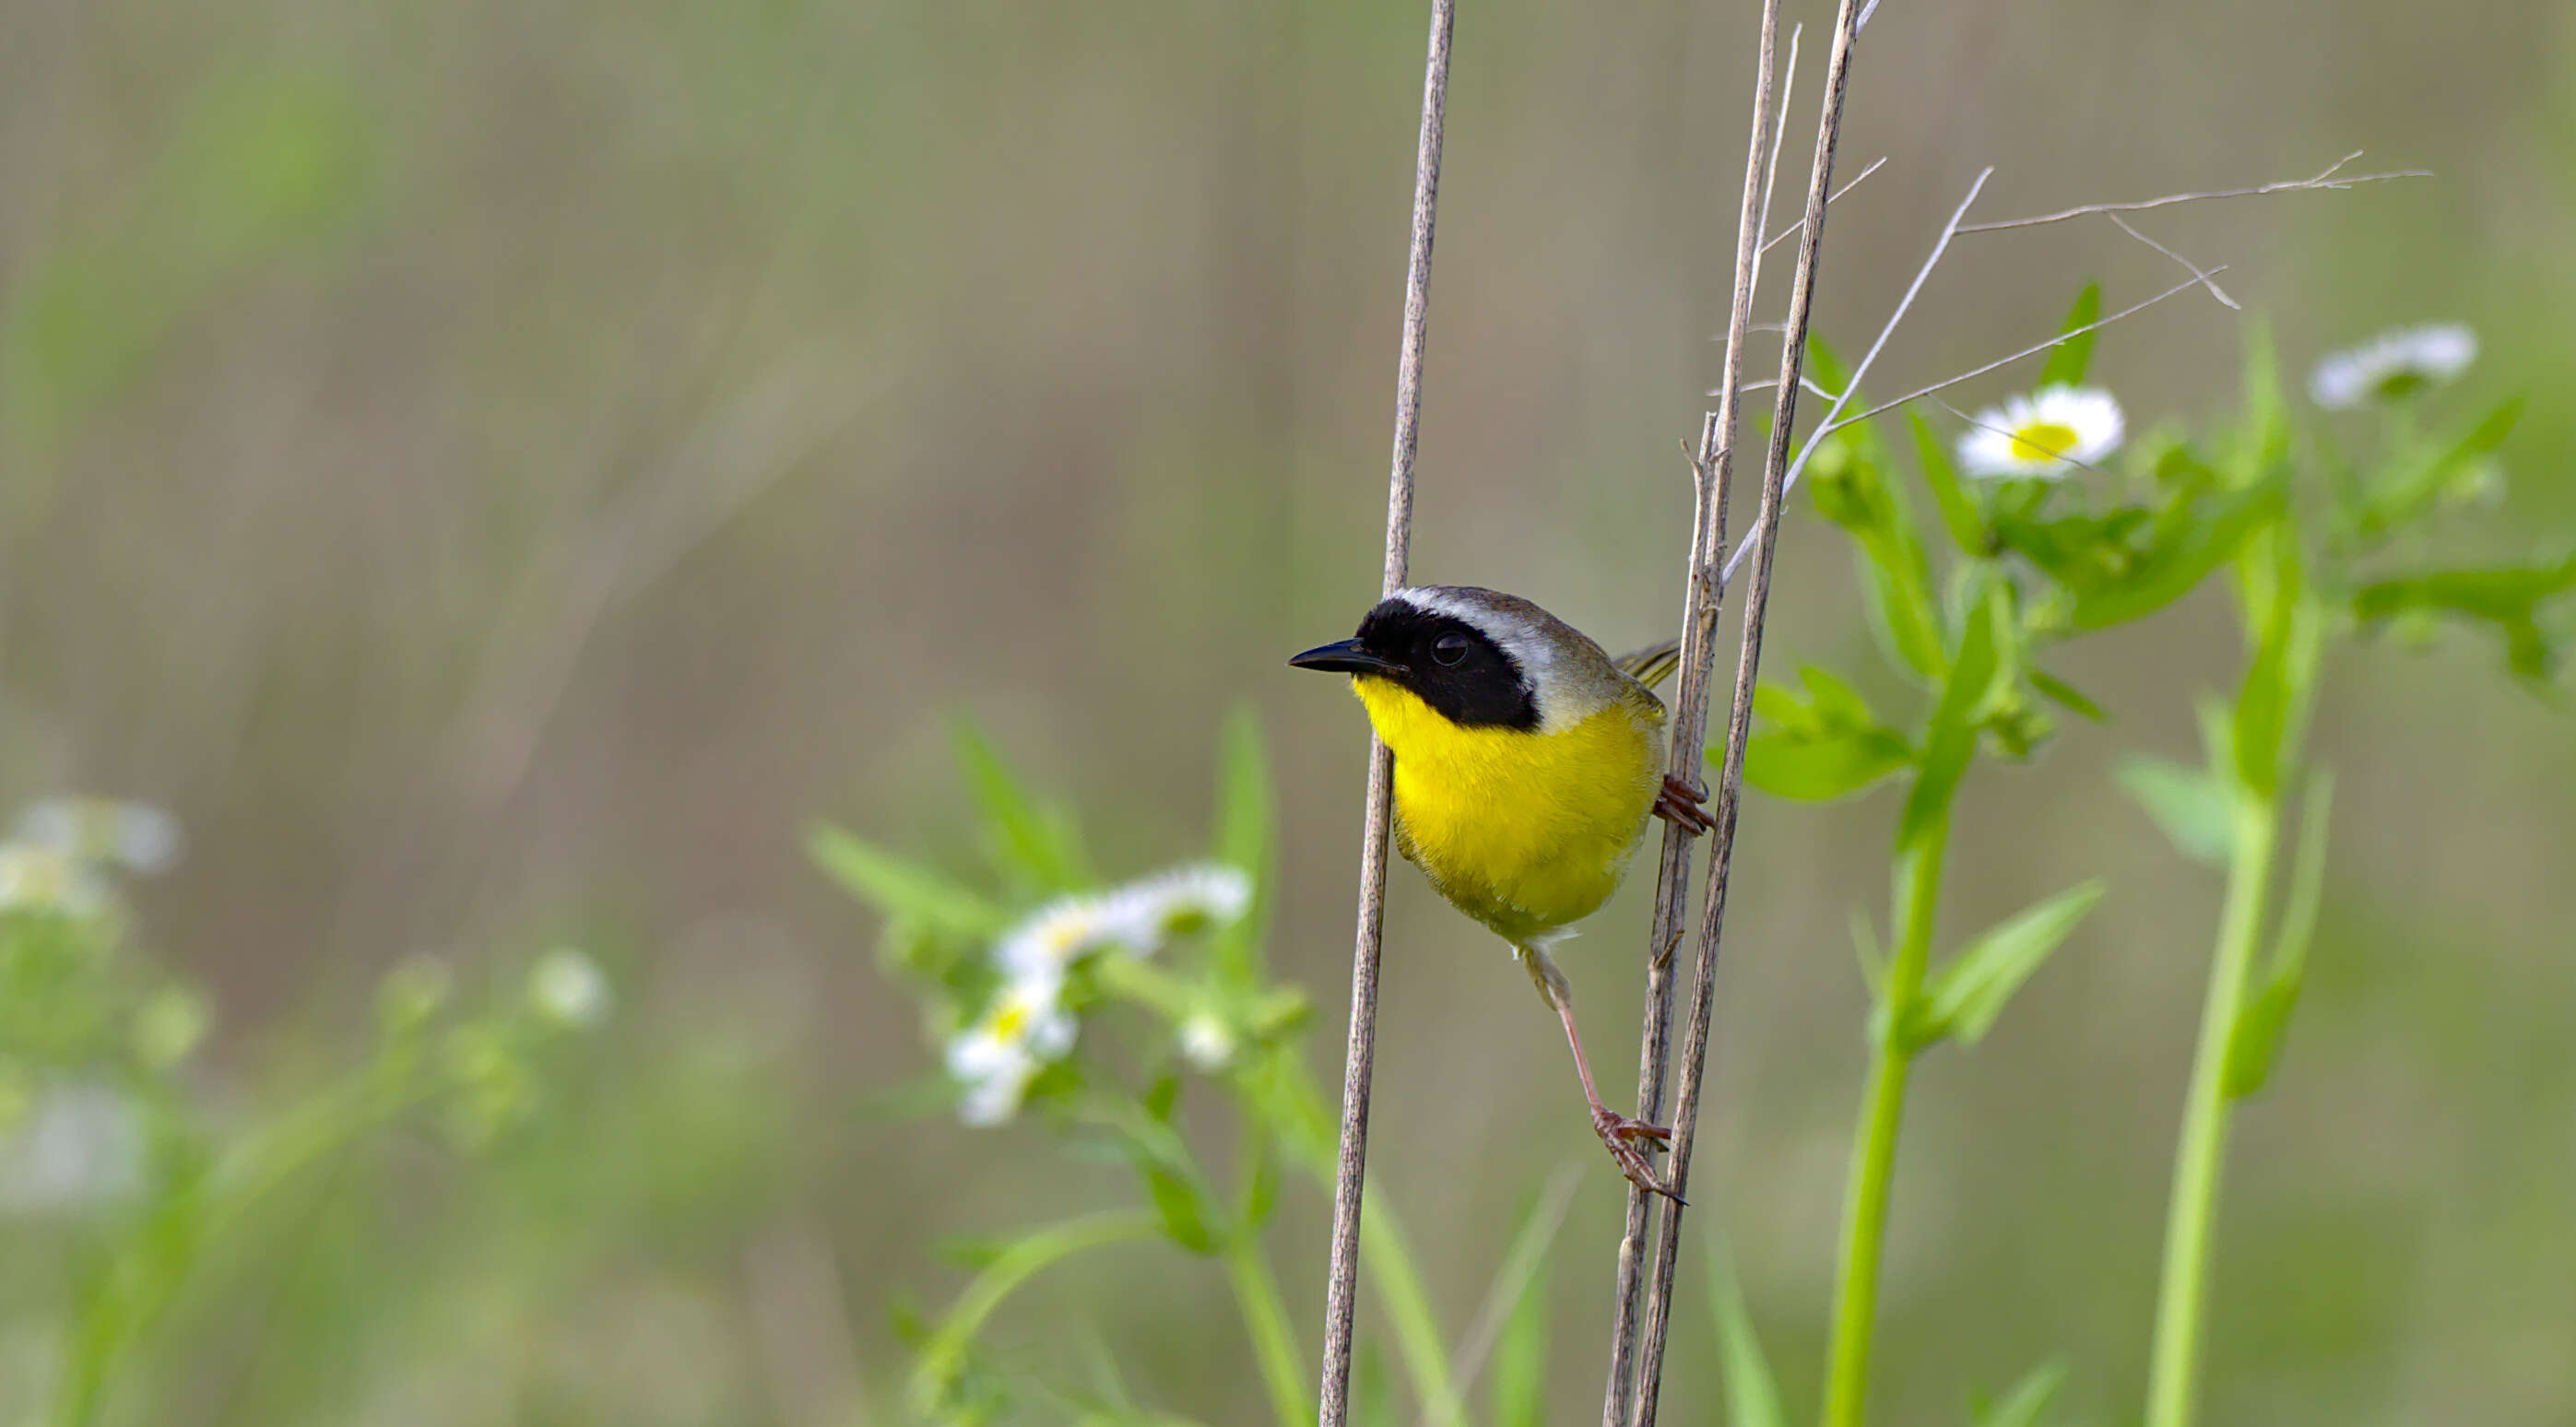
(1613, 637, 1683, 690)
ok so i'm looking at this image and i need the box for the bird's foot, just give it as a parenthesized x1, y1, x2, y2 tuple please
(1653, 774, 1713, 836)
(1591, 1105, 1684, 1203)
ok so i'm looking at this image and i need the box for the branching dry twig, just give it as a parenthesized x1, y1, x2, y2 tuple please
(1318, 3, 1454, 1423)
(1817, 270, 2217, 432)
(1956, 150, 2425, 232)
(1596, 5, 1785, 1422)
(2107, 211, 2239, 310)
(1757, 155, 1886, 257)
(1708, 152, 2427, 586)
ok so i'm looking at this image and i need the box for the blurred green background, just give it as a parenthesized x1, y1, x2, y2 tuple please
(5, 0, 2572, 1422)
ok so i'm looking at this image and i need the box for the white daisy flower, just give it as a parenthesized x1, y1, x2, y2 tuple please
(994, 893, 1130, 978)
(0, 1081, 146, 1215)
(2309, 324, 2476, 410)
(1178, 1012, 1238, 1072)
(526, 948, 612, 1030)
(945, 968, 1078, 1126)
(1956, 384, 2125, 478)
(14, 798, 183, 875)
(1104, 863, 1254, 951)
(0, 843, 112, 918)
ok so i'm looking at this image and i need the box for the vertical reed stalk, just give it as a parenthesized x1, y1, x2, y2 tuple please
(1318, 3, 1455, 1423)
(1599, 1, 1784, 1418)
(1620, 0, 1872, 1421)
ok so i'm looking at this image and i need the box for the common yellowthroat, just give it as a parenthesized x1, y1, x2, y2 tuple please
(1290, 586, 1707, 1198)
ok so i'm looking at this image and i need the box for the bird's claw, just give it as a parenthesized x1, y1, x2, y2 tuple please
(1592, 1106, 1684, 1203)
(1653, 774, 1713, 836)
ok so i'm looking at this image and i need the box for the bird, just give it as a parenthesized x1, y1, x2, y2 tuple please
(1289, 585, 1709, 1199)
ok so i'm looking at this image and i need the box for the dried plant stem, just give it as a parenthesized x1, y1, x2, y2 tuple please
(1955, 150, 2424, 232)
(1318, 3, 1454, 1424)
(1712, 151, 2421, 585)
(1625, 0, 1870, 1421)
(1597, 4, 1784, 1421)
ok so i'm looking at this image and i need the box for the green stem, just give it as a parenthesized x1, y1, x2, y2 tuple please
(2145, 794, 2277, 1427)
(1225, 1239, 1311, 1427)
(1819, 813, 1949, 1427)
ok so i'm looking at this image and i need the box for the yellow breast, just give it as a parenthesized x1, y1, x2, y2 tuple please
(1352, 677, 1664, 946)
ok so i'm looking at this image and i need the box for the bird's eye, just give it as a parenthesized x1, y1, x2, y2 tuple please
(1432, 633, 1471, 666)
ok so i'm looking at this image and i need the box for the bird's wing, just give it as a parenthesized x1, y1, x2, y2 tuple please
(1612, 637, 1683, 690)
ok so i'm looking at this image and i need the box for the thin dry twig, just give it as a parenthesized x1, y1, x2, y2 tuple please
(1956, 151, 2426, 232)
(2106, 211, 2239, 310)
(1712, 150, 2422, 585)
(1629, 0, 1871, 1417)
(1716, 168, 1992, 585)
(1818, 270, 2217, 432)
(1318, 2, 1454, 1422)
(1597, 5, 1785, 1421)
(1757, 155, 1886, 257)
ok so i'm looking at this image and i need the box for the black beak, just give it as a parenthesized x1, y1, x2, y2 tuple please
(1288, 638, 1400, 675)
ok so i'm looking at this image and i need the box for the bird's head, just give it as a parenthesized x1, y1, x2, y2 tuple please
(1288, 586, 1545, 732)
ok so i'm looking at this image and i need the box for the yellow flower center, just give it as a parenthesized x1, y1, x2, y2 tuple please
(990, 1001, 1030, 1042)
(2009, 421, 2080, 463)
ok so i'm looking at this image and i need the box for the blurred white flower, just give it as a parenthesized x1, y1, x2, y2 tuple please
(1178, 1012, 1237, 1072)
(14, 798, 183, 875)
(527, 949, 612, 1030)
(994, 893, 1132, 978)
(2309, 324, 2476, 409)
(992, 864, 1254, 979)
(0, 843, 111, 918)
(1105, 863, 1254, 948)
(945, 968, 1077, 1126)
(0, 1082, 146, 1215)
(1956, 385, 2125, 478)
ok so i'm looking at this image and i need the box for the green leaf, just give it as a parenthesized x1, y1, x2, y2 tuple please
(1804, 343, 1948, 684)
(1706, 1242, 1788, 1427)
(2231, 525, 2320, 797)
(2224, 770, 2334, 1098)
(1484, 1173, 1575, 1427)
(2357, 397, 2523, 538)
(1745, 731, 1914, 802)
(1974, 1359, 2068, 1427)
(1096, 1096, 1224, 1255)
(952, 719, 1091, 892)
(1352, 1349, 1396, 1427)
(1911, 880, 2105, 1049)
(2068, 481, 2283, 631)
(1900, 577, 2004, 849)
(2353, 554, 2576, 683)
(2234, 320, 2290, 485)
(1862, 550, 1951, 686)
(1850, 907, 1885, 993)
(2222, 978, 2301, 1101)
(808, 824, 1011, 938)
(1911, 409, 1988, 556)
(2115, 756, 2236, 867)
(2027, 668, 2108, 723)
(1739, 666, 1915, 803)
(1209, 707, 1275, 985)
(2038, 283, 2103, 388)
